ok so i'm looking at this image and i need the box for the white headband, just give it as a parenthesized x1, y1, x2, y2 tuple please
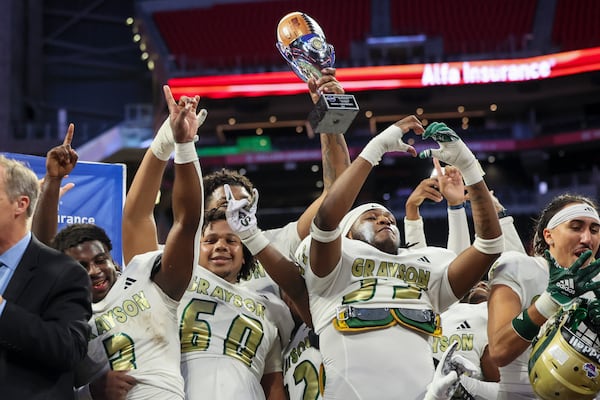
(340, 203, 389, 237)
(546, 203, 600, 230)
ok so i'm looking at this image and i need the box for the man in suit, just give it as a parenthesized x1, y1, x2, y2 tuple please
(0, 154, 92, 399)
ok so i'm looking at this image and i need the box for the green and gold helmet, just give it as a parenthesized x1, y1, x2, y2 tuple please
(529, 302, 600, 400)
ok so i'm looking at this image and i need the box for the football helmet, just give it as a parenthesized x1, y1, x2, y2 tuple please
(529, 301, 600, 400)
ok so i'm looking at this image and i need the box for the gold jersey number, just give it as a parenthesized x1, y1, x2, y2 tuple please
(180, 298, 265, 367)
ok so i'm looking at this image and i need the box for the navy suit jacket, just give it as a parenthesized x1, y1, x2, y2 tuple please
(0, 235, 92, 399)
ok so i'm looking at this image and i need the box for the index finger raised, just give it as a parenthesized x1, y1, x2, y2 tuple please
(63, 123, 74, 146)
(162, 85, 178, 112)
(433, 158, 444, 177)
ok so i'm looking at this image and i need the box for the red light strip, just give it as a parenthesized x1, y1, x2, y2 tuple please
(169, 47, 600, 99)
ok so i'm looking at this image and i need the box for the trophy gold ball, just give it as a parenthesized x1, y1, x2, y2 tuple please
(276, 12, 325, 48)
(276, 12, 359, 134)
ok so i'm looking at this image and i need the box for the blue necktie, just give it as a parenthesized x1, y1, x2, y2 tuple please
(0, 263, 9, 295)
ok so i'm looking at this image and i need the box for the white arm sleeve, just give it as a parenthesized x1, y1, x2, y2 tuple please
(500, 216, 526, 254)
(404, 217, 427, 249)
(459, 375, 499, 400)
(447, 207, 470, 254)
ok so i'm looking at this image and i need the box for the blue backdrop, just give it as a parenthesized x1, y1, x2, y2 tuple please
(2, 152, 126, 266)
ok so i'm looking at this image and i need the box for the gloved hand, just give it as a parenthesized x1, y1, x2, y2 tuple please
(545, 250, 600, 305)
(587, 296, 600, 327)
(151, 108, 208, 161)
(224, 183, 259, 240)
(224, 184, 269, 255)
(358, 115, 421, 166)
(424, 341, 478, 400)
(418, 122, 484, 186)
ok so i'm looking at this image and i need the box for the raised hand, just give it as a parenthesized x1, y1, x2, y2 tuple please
(418, 122, 484, 186)
(224, 184, 269, 255)
(434, 159, 465, 206)
(224, 184, 259, 240)
(307, 67, 344, 104)
(162, 85, 201, 144)
(151, 105, 208, 161)
(46, 123, 78, 179)
(424, 341, 478, 400)
(406, 177, 443, 209)
(544, 250, 600, 306)
(358, 115, 422, 166)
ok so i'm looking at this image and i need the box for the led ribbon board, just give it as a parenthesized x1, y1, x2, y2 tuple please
(169, 47, 600, 99)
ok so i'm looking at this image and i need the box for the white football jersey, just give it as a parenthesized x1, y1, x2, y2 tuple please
(179, 265, 294, 400)
(489, 250, 548, 399)
(296, 235, 458, 400)
(283, 323, 323, 400)
(87, 250, 184, 400)
(432, 301, 489, 379)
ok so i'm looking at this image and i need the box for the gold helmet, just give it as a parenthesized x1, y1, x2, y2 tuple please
(529, 302, 600, 400)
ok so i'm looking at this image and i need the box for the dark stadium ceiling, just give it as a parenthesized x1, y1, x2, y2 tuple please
(39, 0, 600, 157)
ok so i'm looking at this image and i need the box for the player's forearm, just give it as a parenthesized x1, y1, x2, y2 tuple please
(122, 149, 167, 263)
(315, 157, 372, 230)
(467, 180, 501, 241)
(172, 161, 202, 229)
(447, 207, 470, 254)
(123, 149, 168, 222)
(487, 322, 533, 367)
(32, 175, 62, 245)
(320, 133, 350, 191)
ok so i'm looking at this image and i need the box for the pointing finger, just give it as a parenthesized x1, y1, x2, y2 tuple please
(63, 123, 74, 147)
(162, 85, 177, 113)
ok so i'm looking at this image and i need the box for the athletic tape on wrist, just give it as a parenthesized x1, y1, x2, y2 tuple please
(310, 220, 341, 243)
(461, 160, 484, 186)
(473, 235, 504, 254)
(174, 142, 198, 164)
(511, 309, 541, 342)
(150, 118, 173, 161)
(535, 291, 561, 319)
(358, 124, 404, 166)
(242, 229, 269, 255)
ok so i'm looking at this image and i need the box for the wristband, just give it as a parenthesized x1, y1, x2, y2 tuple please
(241, 229, 270, 256)
(534, 291, 561, 319)
(310, 220, 341, 243)
(150, 118, 174, 161)
(461, 160, 485, 186)
(472, 235, 504, 254)
(448, 203, 465, 210)
(358, 124, 404, 166)
(174, 142, 198, 164)
(511, 309, 540, 342)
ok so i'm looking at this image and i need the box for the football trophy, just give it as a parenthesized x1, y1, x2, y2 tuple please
(276, 12, 359, 134)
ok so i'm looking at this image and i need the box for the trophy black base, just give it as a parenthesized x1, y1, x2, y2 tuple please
(308, 94, 359, 134)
